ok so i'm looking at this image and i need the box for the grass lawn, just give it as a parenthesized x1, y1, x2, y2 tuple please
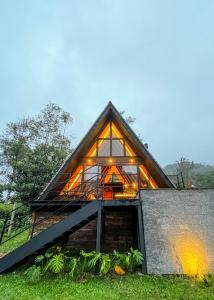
(0, 231, 28, 256)
(0, 273, 213, 300)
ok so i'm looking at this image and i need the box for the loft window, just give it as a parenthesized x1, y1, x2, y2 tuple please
(97, 139, 110, 156)
(112, 139, 124, 156)
(87, 121, 136, 157)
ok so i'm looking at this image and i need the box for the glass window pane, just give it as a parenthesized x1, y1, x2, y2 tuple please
(99, 123, 110, 138)
(124, 141, 135, 156)
(122, 165, 137, 174)
(122, 165, 138, 187)
(98, 139, 110, 156)
(84, 165, 99, 181)
(112, 139, 124, 156)
(111, 122, 123, 138)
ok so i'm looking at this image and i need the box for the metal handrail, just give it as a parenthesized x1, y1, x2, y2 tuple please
(0, 182, 102, 245)
(0, 167, 151, 245)
(0, 174, 99, 233)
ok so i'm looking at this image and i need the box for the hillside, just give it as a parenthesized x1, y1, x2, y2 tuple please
(164, 162, 214, 188)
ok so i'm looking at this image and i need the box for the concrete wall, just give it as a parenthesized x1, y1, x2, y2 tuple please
(140, 189, 214, 274)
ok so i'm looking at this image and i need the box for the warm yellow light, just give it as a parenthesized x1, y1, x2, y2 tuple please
(124, 184, 128, 188)
(109, 159, 113, 163)
(60, 166, 83, 194)
(139, 165, 158, 189)
(115, 193, 136, 198)
(87, 159, 92, 163)
(172, 232, 210, 279)
(132, 183, 137, 188)
(130, 159, 134, 163)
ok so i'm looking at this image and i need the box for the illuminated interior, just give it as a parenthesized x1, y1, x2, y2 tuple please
(60, 121, 158, 200)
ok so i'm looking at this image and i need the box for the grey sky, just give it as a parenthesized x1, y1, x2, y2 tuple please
(0, 1, 213, 166)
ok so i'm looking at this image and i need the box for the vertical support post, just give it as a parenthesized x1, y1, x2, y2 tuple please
(0, 216, 8, 244)
(137, 202, 147, 274)
(30, 212, 36, 239)
(96, 202, 102, 253)
(181, 172, 185, 188)
(8, 202, 16, 236)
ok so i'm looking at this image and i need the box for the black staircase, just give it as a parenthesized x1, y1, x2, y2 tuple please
(0, 201, 100, 273)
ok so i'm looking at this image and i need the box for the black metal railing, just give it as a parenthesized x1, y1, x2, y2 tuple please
(0, 168, 184, 252)
(0, 174, 101, 246)
(167, 172, 185, 189)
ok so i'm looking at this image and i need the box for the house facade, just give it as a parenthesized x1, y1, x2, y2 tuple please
(0, 102, 213, 276)
(30, 102, 173, 258)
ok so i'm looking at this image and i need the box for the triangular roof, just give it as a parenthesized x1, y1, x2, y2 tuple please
(38, 102, 174, 201)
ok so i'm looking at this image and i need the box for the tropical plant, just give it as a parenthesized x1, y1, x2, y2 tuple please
(126, 248, 144, 272)
(24, 265, 42, 283)
(100, 254, 111, 275)
(24, 248, 143, 282)
(46, 253, 64, 274)
(112, 250, 127, 269)
(68, 257, 79, 278)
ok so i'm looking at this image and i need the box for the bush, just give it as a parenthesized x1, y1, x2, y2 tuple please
(0, 203, 29, 232)
(24, 247, 144, 282)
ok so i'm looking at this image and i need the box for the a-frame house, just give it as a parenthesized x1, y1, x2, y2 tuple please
(0, 102, 174, 273)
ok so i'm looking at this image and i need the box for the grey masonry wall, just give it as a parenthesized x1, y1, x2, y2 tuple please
(140, 189, 214, 274)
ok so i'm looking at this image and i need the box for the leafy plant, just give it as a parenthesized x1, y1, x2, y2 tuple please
(100, 254, 111, 275)
(112, 250, 127, 269)
(46, 253, 64, 274)
(80, 250, 96, 272)
(68, 257, 79, 278)
(87, 251, 101, 270)
(127, 248, 143, 272)
(24, 248, 143, 281)
(24, 265, 42, 283)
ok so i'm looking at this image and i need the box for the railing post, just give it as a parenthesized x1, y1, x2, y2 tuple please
(0, 216, 8, 244)
(30, 213, 36, 239)
(7, 202, 16, 236)
(96, 171, 99, 200)
(180, 172, 185, 188)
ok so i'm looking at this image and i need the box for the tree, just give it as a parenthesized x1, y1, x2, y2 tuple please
(192, 171, 214, 188)
(0, 103, 73, 203)
(119, 110, 136, 125)
(176, 157, 194, 188)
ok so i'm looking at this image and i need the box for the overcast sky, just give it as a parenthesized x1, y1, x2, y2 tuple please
(0, 1, 213, 167)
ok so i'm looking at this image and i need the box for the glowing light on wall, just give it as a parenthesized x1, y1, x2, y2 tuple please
(172, 232, 210, 279)
(139, 165, 158, 189)
(60, 166, 83, 194)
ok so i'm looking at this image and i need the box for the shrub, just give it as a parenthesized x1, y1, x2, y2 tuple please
(24, 247, 143, 282)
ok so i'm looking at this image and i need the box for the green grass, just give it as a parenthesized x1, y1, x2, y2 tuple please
(0, 274, 213, 300)
(0, 231, 28, 256)
(0, 203, 13, 213)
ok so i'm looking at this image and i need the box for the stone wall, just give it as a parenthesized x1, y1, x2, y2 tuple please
(140, 189, 214, 274)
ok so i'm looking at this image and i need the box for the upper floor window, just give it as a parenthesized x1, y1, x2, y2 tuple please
(87, 121, 136, 157)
